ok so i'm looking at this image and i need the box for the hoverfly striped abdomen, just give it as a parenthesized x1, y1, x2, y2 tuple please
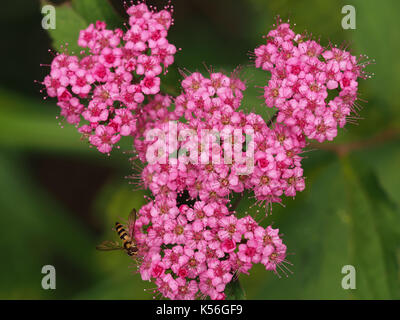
(115, 221, 138, 256)
(116, 222, 131, 241)
(96, 209, 138, 257)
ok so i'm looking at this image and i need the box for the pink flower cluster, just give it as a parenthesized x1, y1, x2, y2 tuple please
(254, 21, 368, 142)
(128, 71, 296, 299)
(135, 71, 306, 207)
(132, 198, 287, 300)
(43, 3, 176, 153)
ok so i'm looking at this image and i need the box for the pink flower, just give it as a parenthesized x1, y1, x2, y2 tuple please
(221, 239, 236, 253)
(89, 125, 120, 153)
(140, 76, 160, 95)
(238, 240, 262, 264)
(113, 108, 136, 136)
(199, 272, 223, 299)
(151, 262, 165, 278)
(218, 215, 241, 242)
(82, 100, 109, 123)
(136, 54, 162, 77)
(254, 43, 277, 71)
(207, 259, 233, 291)
(175, 278, 198, 300)
(178, 247, 206, 277)
(262, 243, 287, 273)
(57, 97, 84, 125)
(155, 273, 178, 300)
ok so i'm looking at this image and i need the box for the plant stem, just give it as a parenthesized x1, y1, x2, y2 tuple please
(309, 127, 400, 157)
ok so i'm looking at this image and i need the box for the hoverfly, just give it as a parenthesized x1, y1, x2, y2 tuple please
(96, 208, 138, 256)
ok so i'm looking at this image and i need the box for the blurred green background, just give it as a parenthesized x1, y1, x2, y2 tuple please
(0, 0, 399, 299)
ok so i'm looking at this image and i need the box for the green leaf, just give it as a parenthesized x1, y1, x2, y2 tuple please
(0, 89, 86, 153)
(71, 0, 123, 29)
(225, 278, 247, 300)
(41, 0, 88, 54)
(353, 0, 400, 121)
(240, 154, 400, 299)
(340, 156, 400, 299)
(0, 88, 134, 166)
(244, 161, 352, 299)
(95, 177, 147, 229)
(351, 140, 400, 208)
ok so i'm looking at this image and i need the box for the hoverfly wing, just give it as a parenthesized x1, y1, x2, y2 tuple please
(96, 240, 123, 251)
(127, 208, 137, 238)
(128, 208, 137, 225)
